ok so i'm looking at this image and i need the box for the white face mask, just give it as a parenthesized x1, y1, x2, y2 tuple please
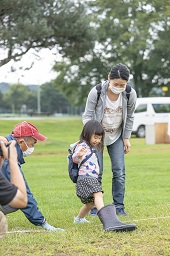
(109, 84, 126, 94)
(23, 140, 34, 157)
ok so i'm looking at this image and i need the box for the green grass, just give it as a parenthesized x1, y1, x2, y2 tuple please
(0, 119, 170, 255)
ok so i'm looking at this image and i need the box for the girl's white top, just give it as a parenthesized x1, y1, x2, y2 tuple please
(72, 142, 99, 178)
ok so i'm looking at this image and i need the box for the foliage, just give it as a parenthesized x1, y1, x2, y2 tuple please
(53, 0, 170, 104)
(2, 83, 36, 113)
(0, 82, 72, 114)
(53, 53, 108, 106)
(40, 82, 71, 114)
(0, 0, 95, 67)
(1, 1, 170, 106)
(0, 119, 170, 255)
(0, 91, 4, 110)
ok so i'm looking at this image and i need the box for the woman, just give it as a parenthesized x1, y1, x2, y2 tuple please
(82, 63, 137, 216)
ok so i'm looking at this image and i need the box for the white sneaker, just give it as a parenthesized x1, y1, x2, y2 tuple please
(74, 217, 89, 224)
(41, 222, 65, 231)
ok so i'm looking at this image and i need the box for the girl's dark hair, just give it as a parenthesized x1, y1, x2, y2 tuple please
(109, 63, 130, 81)
(79, 120, 104, 149)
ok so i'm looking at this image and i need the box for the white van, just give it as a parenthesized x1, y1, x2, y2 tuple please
(132, 97, 170, 138)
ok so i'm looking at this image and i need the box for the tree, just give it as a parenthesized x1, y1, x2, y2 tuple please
(53, 0, 170, 103)
(0, 90, 5, 112)
(3, 83, 36, 113)
(0, 0, 95, 67)
(40, 82, 71, 114)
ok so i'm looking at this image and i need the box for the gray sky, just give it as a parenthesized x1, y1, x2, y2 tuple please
(0, 49, 59, 85)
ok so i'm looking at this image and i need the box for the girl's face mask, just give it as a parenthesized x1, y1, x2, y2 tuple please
(23, 140, 34, 157)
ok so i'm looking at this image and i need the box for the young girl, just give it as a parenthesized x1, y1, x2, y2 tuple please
(72, 120, 104, 223)
(72, 120, 137, 232)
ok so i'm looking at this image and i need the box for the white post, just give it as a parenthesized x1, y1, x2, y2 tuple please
(37, 84, 41, 114)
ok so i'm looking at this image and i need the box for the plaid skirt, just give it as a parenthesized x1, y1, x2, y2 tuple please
(76, 176, 103, 204)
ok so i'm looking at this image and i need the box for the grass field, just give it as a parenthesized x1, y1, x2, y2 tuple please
(0, 118, 170, 256)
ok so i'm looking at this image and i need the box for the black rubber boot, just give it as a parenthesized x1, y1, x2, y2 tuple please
(97, 204, 137, 232)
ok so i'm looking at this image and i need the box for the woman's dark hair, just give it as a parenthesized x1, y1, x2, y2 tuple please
(79, 120, 104, 149)
(109, 63, 130, 81)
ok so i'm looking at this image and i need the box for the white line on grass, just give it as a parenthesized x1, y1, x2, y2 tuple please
(3, 215, 170, 234)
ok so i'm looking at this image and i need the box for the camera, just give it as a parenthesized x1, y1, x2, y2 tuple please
(0, 143, 10, 156)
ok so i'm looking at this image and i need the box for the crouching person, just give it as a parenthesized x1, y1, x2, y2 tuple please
(72, 120, 137, 231)
(0, 140, 28, 239)
(0, 121, 64, 232)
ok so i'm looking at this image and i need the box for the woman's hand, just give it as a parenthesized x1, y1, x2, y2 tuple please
(123, 138, 131, 154)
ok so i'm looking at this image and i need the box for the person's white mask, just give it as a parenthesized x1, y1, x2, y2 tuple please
(109, 84, 126, 94)
(23, 140, 34, 157)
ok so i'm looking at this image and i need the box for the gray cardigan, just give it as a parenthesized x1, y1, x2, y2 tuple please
(82, 80, 137, 139)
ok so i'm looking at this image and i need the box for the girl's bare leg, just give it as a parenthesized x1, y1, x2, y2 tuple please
(93, 191, 104, 211)
(77, 202, 94, 218)
(77, 192, 104, 218)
